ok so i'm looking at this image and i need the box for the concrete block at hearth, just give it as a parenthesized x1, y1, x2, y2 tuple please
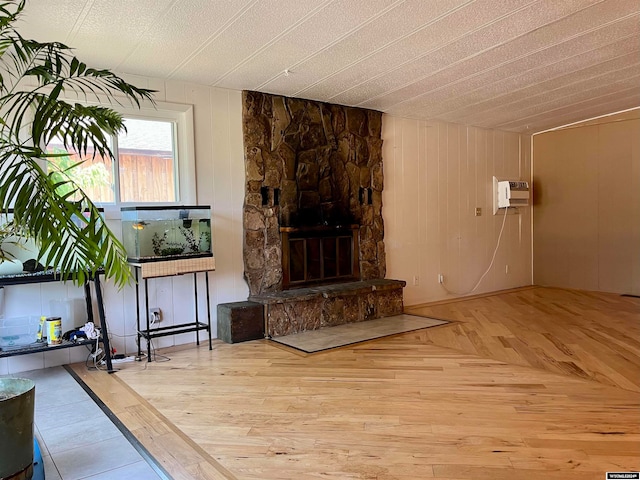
(217, 301, 264, 343)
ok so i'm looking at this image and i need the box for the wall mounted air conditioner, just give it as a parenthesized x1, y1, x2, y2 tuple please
(492, 177, 529, 214)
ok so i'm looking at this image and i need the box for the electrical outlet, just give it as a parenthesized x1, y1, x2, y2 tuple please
(438, 274, 444, 284)
(475, 207, 482, 216)
(149, 307, 161, 323)
(413, 275, 420, 286)
(505, 265, 509, 274)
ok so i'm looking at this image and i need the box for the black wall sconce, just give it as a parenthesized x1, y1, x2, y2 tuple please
(359, 187, 374, 205)
(261, 187, 280, 207)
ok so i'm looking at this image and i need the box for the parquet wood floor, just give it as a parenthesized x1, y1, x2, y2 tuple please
(73, 287, 640, 480)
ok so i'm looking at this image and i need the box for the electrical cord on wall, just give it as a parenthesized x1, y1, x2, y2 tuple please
(441, 206, 510, 296)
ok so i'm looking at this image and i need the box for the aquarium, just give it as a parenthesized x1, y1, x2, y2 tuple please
(121, 206, 212, 263)
(0, 209, 105, 276)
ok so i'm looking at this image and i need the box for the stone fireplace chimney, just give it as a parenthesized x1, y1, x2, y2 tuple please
(242, 91, 386, 296)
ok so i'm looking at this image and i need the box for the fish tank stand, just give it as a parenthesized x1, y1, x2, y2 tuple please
(130, 256, 215, 362)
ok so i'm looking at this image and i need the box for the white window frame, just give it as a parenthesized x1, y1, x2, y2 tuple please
(53, 97, 196, 219)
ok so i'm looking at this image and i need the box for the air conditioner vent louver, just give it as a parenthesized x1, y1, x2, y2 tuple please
(492, 177, 529, 214)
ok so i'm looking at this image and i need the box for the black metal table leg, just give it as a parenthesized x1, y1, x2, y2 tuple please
(145, 277, 151, 362)
(205, 271, 212, 350)
(93, 274, 114, 373)
(135, 267, 141, 359)
(194, 272, 200, 346)
(83, 281, 94, 323)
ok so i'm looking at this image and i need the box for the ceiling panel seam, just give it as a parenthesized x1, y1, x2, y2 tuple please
(333, 0, 608, 107)
(354, 8, 636, 110)
(386, 25, 639, 117)
(309, 0, 545, 100)
(487, 82, 640, 131)
(434, 37, 640, 121)
(501, 93, 640, 132)
(287, 0, 479, 97)
(455, 63, 640, 126)
(253, 0, 406, 91)
(65, 0, 95, 44)
(211, 0, 336, 87)
(166, 0, 260, 80)
(114, 0, 182, 72)
(495, 83, 640, 130)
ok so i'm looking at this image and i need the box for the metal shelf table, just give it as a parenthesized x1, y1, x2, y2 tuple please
(130, 256, 214, 362)
(0, 270, 114, 372)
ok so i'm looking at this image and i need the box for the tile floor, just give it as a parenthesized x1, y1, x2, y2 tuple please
(270, 314, 450, 353)
(2, 366, 165, 480)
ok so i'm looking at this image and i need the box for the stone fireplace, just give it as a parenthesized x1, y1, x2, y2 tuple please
(241, 91, 404, 336)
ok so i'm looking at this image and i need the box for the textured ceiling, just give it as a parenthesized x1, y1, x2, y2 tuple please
(20, 0, 640, 133)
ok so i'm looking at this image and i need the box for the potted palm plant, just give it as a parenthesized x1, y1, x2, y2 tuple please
(0, 0, 154, 287)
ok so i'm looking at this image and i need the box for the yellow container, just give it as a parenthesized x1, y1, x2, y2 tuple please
(37, 316, 46, 341)
(45, 317, 62, 345)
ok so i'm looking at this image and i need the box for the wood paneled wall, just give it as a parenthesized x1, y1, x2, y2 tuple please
(533, 110, 640, 295)
(382, 116, 532, 306)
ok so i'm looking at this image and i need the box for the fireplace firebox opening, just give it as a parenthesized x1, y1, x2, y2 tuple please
(281, 225, 360, 289)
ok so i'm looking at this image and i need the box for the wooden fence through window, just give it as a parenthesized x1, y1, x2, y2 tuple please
(53, 152, 175, 203)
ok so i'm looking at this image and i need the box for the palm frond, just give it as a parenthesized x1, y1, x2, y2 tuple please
(0, 147, 130, 286)
(0, 0, 157, 288)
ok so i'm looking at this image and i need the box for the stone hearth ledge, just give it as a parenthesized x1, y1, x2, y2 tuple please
(249, 279, 406, 337)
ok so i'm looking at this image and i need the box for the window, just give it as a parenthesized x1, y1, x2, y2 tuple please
(45, 100, 195, 214)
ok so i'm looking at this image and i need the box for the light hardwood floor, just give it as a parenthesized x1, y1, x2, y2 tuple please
(73, 287, 640, 480)
(407, 287, 640, 392)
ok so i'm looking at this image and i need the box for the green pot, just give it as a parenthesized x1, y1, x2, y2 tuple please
(0, 378, 35, 480)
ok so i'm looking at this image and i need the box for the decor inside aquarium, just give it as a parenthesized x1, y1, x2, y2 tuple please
(151, 232, 186, 257)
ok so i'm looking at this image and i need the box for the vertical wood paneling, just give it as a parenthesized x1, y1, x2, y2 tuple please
(381, 115, 395, 248)
(210, 88, 236, 315)
(415, 120, 428, 299)
(424, 122, 440, 302)
(460, 127, 476, 293)
(533, 112, 640, 295)
(515, 134, 533, 287)
(381, 116, 396, 283)
(383, 116, 401, 291)
(227, 90, 247, 301)
(475, 127, 489, 287)
(502, 133, 521, 289)
(437, 123, 449, 295)
(186, 83, 216, 337)
(448, 124, 461, 291)
(200, 87, 247, 324)
(382, 114, 532, 305)
(484, 130, 496, 291)
(402, 117, 420, 299)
